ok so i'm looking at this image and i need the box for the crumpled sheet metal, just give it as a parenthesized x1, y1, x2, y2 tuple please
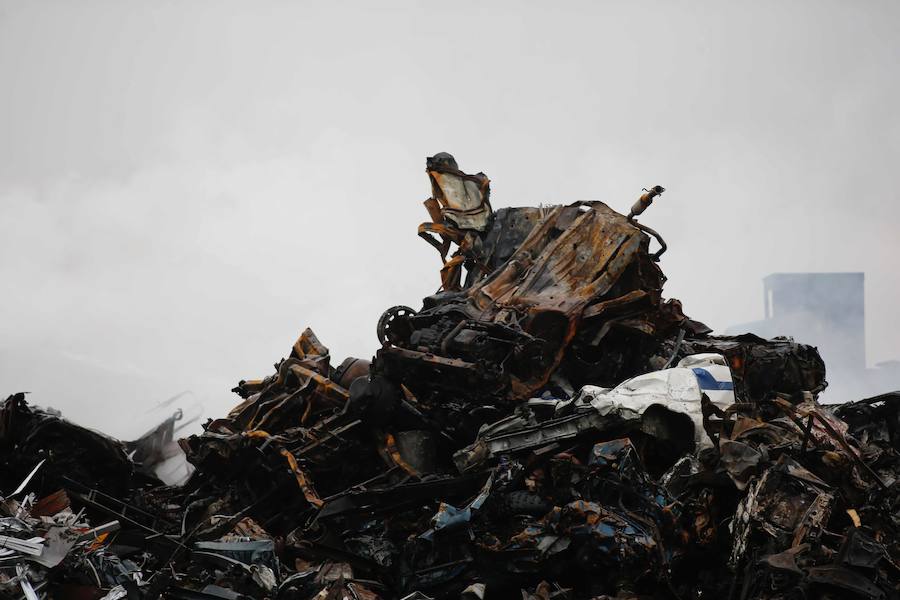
(729, 455, 834, 567)
(381, 158, 824, 414)
(661, 333, 828, 401)
(576, 353, 735, 450)
(0, 392, 133, 496)
(453, 353, 733, 473)
(378, 200, 670, 407)
(1, 354, 892, 600)
(425, 152, 492, 233)
(2, 154, 894, 600)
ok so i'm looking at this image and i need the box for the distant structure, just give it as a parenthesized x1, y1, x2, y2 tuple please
(731, 273, 865, 370)
(728, 272, 896, 401)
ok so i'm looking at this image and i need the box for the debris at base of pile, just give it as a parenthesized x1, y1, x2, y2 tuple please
(2, 154, 897, 599)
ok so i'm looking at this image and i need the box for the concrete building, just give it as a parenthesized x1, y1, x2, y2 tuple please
(728, 272, 897, 401)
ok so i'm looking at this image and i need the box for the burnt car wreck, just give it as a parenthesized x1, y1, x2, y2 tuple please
(1, 153, 897, 600)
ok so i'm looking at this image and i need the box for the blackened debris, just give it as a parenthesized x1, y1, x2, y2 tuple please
(1, 154, 895, 600)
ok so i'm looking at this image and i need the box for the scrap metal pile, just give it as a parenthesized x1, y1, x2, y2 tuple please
(2, 154, 899, 600)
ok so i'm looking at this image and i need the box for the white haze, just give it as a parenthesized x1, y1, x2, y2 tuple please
(1, 1, 898, 437)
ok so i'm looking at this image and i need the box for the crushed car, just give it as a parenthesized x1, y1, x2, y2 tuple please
(0, 153, 893, 600)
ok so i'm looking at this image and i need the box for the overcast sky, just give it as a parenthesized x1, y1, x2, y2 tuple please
(1, 0, 898, 437)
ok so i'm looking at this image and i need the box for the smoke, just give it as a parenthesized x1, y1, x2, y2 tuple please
(1, 0, 898, 435)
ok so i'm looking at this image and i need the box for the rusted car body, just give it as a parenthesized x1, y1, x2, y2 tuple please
(1, 154, 888, 600)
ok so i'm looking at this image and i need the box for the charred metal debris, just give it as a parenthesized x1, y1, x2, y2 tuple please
(2, 153, 898, 600)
